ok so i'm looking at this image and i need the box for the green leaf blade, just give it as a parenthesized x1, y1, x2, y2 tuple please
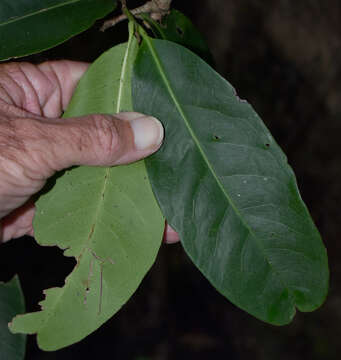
(142, 9, 214, 65)
(0, 0, 117, 61)
(0, 276, 26, 360)
(10, 37, 164, 350)
(132, 38, 329, 325)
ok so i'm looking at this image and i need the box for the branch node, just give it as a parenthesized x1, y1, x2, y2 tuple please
(101, 0, 172, 32)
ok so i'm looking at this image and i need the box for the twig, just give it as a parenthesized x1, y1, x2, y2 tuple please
(101, 0, 172, 31)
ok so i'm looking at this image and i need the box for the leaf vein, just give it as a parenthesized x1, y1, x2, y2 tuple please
(144, 37, 293, 296)
(0, 0, 86, 27)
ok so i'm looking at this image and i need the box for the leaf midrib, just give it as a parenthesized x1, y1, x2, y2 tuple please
(0, 0, 86, 27)
(143, 38, 248, 238)
(143, 37, 292, 297)
(116, 26, 134, 113)
(89, 28, 136, 245)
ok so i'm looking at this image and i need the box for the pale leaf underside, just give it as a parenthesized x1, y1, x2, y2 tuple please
(10, 37, 164, 350)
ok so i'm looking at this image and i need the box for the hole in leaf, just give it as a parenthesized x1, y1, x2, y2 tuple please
(265, 143, 270, 148)
(176, 26, 184, 37)
(213, 135, 221, 141)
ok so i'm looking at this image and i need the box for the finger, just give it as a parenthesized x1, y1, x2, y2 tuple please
(37, 61, 89, 116)
(163, 223, 180, 244)
(6, 112, 164, 180)
(53, 111, 164, 169)
(0, 61, 88, 118)
(0, 202, 35, 242)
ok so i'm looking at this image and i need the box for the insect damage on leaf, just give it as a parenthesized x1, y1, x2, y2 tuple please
(9, 35, 164, 351)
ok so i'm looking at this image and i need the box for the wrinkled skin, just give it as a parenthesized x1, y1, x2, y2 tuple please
(0, 61, 179, 243)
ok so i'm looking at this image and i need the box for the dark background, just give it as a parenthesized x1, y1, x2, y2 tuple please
(1, 0, 341, 359)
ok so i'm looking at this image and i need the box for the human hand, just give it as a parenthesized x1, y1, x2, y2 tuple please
(0, 61, 179, 243)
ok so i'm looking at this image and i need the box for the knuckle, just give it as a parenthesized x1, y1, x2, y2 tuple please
(0, 64, 25, 106)
(2, 62, 22, 77)
(88, 114, 121, 162)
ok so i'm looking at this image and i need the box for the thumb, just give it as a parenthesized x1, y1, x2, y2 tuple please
(0, 111, 164, 221)
(39, 111, 164, 174)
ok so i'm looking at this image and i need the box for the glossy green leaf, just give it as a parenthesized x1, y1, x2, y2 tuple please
(10, 34, 164, 351)
(132, 38, 329, 325)
(142, 9, 213, 65)
(0, 0, 116, 61)
(0, 276, 26, 360)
